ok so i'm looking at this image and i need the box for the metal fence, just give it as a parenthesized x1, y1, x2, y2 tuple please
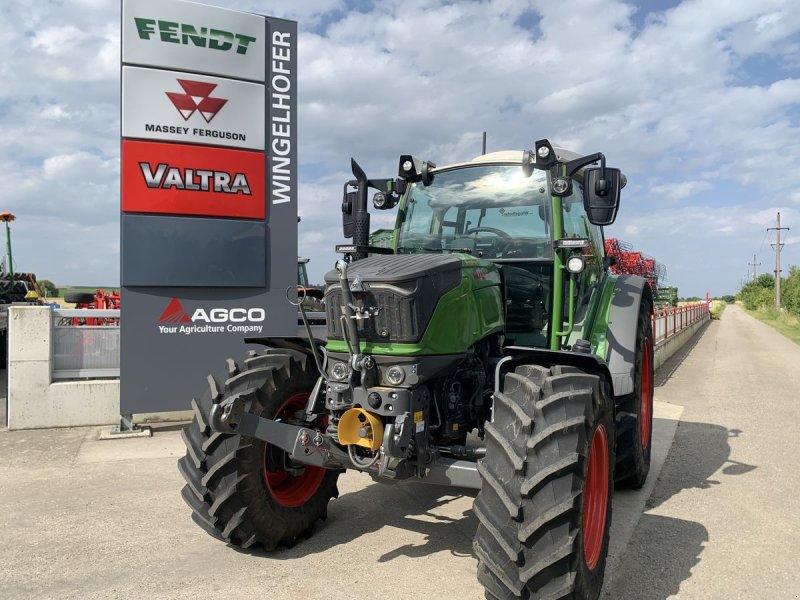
(52, 309, 120, 380)
(653, 303, 710, 345)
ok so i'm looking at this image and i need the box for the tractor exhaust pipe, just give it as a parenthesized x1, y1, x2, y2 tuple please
(350, 159, 370, 261)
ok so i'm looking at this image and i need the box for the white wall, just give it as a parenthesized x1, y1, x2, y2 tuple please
(7, 306, 119, 430)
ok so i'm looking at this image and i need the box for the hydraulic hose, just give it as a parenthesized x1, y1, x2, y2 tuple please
(336, 260, 362, 362)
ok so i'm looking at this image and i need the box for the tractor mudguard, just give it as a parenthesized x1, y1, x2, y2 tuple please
(497, 346, 613, 395)
(605, 275, 653, 397)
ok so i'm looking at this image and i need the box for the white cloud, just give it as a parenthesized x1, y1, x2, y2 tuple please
(648, 180, 713, 201)
(1, 0, 799, 294)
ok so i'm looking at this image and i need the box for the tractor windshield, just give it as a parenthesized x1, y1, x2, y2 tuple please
(396, 165, 552, 259)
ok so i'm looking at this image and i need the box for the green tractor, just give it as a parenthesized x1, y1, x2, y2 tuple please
(178, 139, 654, 600)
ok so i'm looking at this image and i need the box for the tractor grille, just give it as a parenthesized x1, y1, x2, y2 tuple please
(325, 284, 422, 343)
(323, 254, 463, 345)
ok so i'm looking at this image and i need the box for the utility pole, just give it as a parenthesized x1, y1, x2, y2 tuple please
(0, 212, 15, 291)
(748, 253, 761, 281)
(767, 212, 789, 309)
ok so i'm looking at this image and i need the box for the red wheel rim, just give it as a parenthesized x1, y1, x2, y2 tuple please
(263, 393, 326, 508)
(640, 338, 653, 448)
(583, 424, 609, 571)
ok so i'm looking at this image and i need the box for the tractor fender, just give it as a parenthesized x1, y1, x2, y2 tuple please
(497, 347, 614, 397)
(605, 275, 653, 397)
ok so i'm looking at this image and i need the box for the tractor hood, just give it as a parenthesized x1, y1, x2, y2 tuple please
(324, 254, 462, 285)
(323, 254, 463, 345)
(323, 253, 504, 354)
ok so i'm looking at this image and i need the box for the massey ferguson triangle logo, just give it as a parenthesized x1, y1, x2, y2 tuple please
(166, 80, 228, 123)
(159, 297, 191, 323)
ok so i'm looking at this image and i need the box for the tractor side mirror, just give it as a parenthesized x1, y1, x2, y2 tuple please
(342, 190, 356, 238)
(583, 167, 623, 226)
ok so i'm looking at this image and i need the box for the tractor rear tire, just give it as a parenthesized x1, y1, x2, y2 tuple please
(613, 297, 654, 489)
(178, 349, 340, 549)
(473, 364, 615, 600)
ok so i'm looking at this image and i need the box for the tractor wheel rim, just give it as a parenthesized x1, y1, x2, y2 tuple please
(263, 392, 326, 508)
(640, 338, 653, 448)
(583, 424, 609, 571)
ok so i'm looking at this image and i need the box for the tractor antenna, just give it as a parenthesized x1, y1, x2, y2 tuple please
(482, 131, 487, 155)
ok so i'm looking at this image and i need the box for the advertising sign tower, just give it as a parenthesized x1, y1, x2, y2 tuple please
(120, 0, 297, 416)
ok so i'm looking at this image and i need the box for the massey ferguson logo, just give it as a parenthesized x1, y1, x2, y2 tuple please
(142, 79, 248, 143)
(139, 162, 252, 195)
(166, 80, 227, 123)
(158, 297, 265, 335)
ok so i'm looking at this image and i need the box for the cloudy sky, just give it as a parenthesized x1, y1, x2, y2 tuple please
(2, 0, 799, 296)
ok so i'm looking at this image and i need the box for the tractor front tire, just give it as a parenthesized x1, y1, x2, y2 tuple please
(473, 364, 615, 600)
(178, 349, 340, 550)
(614, 297, 654, 489)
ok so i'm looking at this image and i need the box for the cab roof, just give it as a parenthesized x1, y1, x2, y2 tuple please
(434, 147, 583, 172)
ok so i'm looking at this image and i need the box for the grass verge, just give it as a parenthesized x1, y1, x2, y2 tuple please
(710, 300, 726, 320)
(745, 306, 800, 346)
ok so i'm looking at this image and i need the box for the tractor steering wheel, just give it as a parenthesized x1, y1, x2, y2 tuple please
(463, 226, 513, 257)
(463, 226, 513, 240)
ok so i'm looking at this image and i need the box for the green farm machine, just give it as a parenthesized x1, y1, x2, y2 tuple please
(179, 139, 654, 599)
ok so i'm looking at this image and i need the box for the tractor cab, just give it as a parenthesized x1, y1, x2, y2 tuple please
(394, 151, 598, 348)
(335, 140, 622, 352)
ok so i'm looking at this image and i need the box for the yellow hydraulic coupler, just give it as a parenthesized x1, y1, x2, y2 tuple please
(338, 408, 384, 451)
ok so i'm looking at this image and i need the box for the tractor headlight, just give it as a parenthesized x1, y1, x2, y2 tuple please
(537, 145, 551, 158)
(401, 160, 413, 172)
(372, 191, 397, 210)
(385, 366, 405, 386)
(566, 255, 585, 274)
(331, 361, 350, 381)
(373, 192, 388, 209)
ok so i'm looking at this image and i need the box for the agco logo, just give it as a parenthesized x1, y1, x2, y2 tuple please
(166, 80, 227, 123)
(158, 298, 265, 335)
(134, 18, 257, 55)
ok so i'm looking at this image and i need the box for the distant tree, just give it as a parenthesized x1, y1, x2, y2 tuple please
(737, 274, 774, 310)
(39, 279, 58, 297)
(782, 266, 800, 317)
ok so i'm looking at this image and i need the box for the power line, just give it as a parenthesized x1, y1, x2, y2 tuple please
(757, 228, 769, 257)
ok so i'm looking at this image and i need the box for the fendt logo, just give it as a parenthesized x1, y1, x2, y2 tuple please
(134, 18, 257, 55)
(157, 297, 265, 335)
(166, 79, 227, 123)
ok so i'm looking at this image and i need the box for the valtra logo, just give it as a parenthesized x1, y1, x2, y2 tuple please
(157, 297, 265, 335)
(166, 80, 228, 123)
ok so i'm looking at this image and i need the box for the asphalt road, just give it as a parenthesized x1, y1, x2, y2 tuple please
(602, 304, 800, 599)
(0, 304, 797, 599)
